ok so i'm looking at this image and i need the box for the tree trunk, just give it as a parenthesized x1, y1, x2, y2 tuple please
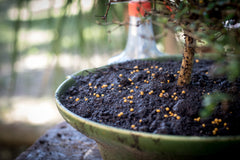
(177, 34, 195, 86)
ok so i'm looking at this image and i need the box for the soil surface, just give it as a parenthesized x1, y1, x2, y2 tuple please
(59, 59, 240, 136)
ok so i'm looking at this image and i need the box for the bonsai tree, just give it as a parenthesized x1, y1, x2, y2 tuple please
(104, 0, 240, 85)
(151, 0, 240, 86)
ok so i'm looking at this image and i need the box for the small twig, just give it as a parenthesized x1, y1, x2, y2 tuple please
(95, 2, 112, 22)
(107, 22, 127, 33)
(103, 2, 111, 22)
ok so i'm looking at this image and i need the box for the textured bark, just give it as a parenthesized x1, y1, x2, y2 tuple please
(177, 34, 195, 86)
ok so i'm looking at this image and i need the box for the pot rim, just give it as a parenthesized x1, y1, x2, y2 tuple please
(55, 57, 240, 142)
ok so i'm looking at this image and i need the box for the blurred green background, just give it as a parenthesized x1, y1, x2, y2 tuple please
(0, 0, 178, 159)
(0, 0, 129, 159)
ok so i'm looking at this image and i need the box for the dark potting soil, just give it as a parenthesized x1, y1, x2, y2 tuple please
(59, 58, 240, 136)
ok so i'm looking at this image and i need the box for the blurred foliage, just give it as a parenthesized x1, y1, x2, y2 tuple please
(200, 92, 230, 118)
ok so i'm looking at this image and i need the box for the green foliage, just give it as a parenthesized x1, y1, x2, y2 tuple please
(227, 58, 240, 81)
(213, 55, 240, 82)
(200, 92, 230, 118)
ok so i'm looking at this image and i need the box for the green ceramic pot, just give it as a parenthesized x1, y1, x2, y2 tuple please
(55, 57, 240, 160)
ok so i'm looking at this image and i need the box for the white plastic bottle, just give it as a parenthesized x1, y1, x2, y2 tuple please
(108, 0, 164, 64)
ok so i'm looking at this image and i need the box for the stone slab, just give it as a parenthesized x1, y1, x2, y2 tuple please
(16, 122, 102, 160)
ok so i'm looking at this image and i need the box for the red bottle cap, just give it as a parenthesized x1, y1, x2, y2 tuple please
(128, 1, 151, 17)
